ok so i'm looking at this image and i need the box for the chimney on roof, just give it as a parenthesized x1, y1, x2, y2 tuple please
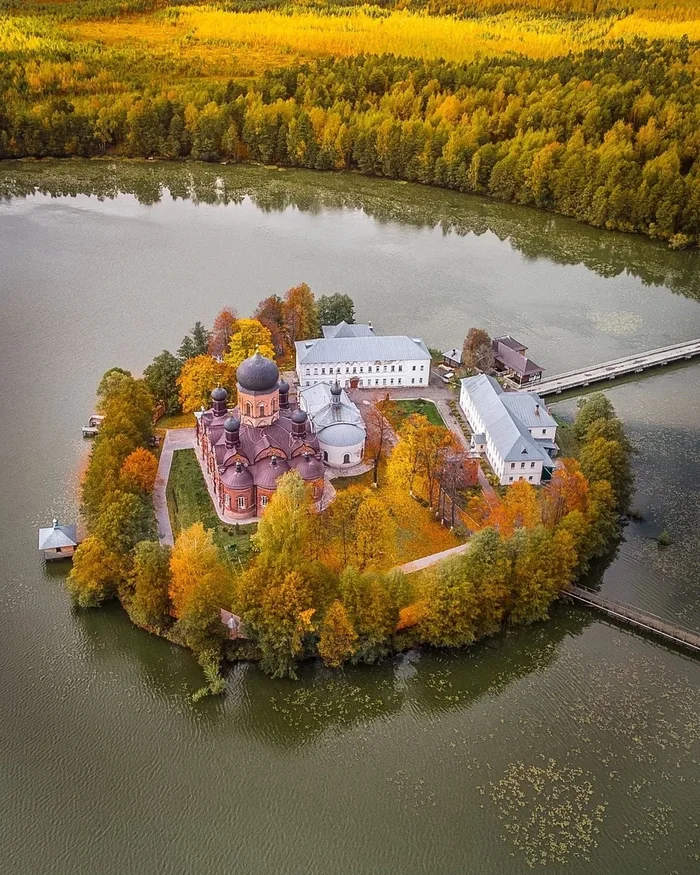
(368, 321, 373, 330)
(535, 403, 540, 416)
(52, 518, 58, 529)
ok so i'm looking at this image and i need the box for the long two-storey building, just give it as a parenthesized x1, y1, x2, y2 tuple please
(295, 321, 431, 390)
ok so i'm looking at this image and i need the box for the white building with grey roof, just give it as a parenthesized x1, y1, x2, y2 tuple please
(295, 322, 431, 390)
(298, 381, 366, 467)
(459, 375, 557, 486)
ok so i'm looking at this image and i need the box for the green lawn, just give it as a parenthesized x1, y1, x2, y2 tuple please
(332, 469, 375, 491)
(166, 449, 256, 564)
(553, 417, 580, 458)
(391, 399, 445, 428)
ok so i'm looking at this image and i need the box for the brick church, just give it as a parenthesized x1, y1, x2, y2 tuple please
(195, 352, 325, 520)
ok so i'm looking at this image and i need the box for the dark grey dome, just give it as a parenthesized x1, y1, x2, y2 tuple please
(278, 379, 290, 393)
(291, 409, 308, 424)
(330, 381, 342, 396)
(236, 353, 279, 393)
(224, 416, 240, 432)
(211, 386, 228, 402)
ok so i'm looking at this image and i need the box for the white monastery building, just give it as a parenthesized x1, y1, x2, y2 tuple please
(295, 321, 431, 390)
(298, 381, 366, 467)
(460, 374, 558, 486)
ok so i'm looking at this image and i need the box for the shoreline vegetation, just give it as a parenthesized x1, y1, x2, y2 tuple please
(2, 1, 699, 248)
(66, 289, 633, 693)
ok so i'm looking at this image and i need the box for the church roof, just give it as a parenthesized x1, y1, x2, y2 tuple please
(236, 352, 280, 392)
(298, 383, 366, 443)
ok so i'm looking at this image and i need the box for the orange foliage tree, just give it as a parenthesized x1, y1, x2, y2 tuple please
(120, 447, 158, 493)
(208, 307, 238, 358)
(283, 282, 319, 345)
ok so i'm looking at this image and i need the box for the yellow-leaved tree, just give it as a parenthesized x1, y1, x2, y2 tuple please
(354, 494, 396, 570)
(177, 355, 236, 414)
(224, 318, 276, 371)
(318, 600, 357, 668)
(169, 522, 232, 651)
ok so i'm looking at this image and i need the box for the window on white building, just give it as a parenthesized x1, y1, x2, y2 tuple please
(391, 365, 395, 372)
(420, 365, 424, 370)
(509, 477, 513, 482)
(398, 365, 403, 372)
(353, 367, 357, 374)
(412, 365, 416, 371)
(530, 462, 535, 468)
(321, 368, 326, 375)
(511, 463, 515, 469)
(343, 454, 350, 465)
(528, 476, 533, 482)
(314, 368, 319, 375)
(411, 378, 415, 384)
(542, 429, 546, 434)
(521, 462, 525, 468)
(390, 378, 394, 385)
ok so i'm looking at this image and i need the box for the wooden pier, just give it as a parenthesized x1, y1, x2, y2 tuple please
(521, 338, 700, 396)
(564, 585, 700, 653)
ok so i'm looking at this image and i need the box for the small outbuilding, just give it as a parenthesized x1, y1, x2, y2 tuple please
(38, 519, 79, 560)
(442, 347, 463, 368)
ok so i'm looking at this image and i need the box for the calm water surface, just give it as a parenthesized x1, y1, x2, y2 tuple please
(1, 161, 698, 874)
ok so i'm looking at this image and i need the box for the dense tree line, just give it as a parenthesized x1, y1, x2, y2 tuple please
(2, 38, 698, 245)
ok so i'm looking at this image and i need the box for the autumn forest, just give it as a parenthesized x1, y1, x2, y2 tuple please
(2, 0, 699, 245)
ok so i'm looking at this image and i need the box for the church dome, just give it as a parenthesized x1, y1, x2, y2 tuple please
(291, 408, 308, 424)
(236, 353, 280, 393)
(224, 416, 240, 433)
(330, 381, 342, 397)
(278, 378, 290, 394)
(211, 386, 228, 403)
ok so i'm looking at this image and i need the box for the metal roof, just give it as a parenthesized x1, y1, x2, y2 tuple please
(296, 334, 430, 365)
(298, 383, 366, 447)
(493, 340, 543, 377)
(322, 322, 376, 339)
(315, 422, 366, 447)
(442, 347, 463, 364)
(39, 521, 78, 550)
(460, 375, 555, 465)
(500, 392, 556, 429)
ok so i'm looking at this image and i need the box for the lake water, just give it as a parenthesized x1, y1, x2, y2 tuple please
(1, 161, 698, 874)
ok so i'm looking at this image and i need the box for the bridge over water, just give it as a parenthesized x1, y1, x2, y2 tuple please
(520, 338, 700, 396)
(564, 585, 700, 654)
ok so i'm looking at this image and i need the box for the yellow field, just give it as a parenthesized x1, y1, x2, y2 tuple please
(59, 5, 700, 77)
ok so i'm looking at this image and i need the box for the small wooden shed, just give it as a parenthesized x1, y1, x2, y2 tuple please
(38, 519, 79, 561)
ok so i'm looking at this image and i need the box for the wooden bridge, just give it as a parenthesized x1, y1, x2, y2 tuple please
(564, 585, 700, 654)
(521, 337, 700, 396)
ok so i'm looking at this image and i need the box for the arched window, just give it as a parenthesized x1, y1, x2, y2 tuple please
(237, 496, 246, 509)
(271, 398, 277, 412)
(258, 403, 265, 417)
(323, 451, 328, 462)
(343, 453, 350, 465)
(245, 402, 252, 417)
(224, 494, 231, 509)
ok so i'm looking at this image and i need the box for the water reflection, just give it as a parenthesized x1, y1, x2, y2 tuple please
(2, 160, 699, 300)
